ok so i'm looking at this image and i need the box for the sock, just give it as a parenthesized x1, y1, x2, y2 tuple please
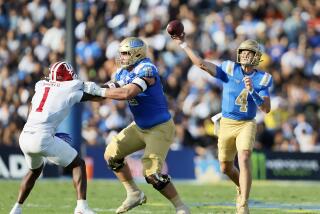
(13, 202, 22, 209)
(77, 199, 88, 209)
(170, 195, 184, 208)
(122, 180, 139, 195)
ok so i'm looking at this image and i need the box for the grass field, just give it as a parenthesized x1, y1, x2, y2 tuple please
(1, 179, 320, 214)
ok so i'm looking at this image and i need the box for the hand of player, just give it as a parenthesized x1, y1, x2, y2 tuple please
(243, 76, 253, 92)
(84, 81, 103, 96)
(171, 32, 185, 45)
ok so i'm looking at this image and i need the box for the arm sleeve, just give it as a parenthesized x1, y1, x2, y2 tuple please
(68, 90, 84, 106)
(67, 80, 85, 105)
(69, 79, 84, 91)
(215, 61, 229, 82)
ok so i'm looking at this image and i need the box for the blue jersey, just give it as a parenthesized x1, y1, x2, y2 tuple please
(115, 58, 171, 129)
(216, 60, 273, 120)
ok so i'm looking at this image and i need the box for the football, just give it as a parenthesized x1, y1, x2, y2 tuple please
(166, 20, 184, 36)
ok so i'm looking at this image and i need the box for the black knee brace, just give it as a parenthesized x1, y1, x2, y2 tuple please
(107, 157, 125, 172)
(145, 173, 171, 190)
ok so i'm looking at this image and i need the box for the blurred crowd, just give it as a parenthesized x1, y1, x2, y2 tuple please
(1, 0, 320, 155)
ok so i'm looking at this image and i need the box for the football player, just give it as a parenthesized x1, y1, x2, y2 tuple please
(171, 35, 272, 214)
(9, 61, 100, 214)
(84, 37, 190, 214)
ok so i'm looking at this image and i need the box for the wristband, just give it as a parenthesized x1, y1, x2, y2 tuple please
(179, 42, 187, 49)
(249, 89, 264, 106)
(103, 81, 122, 88)
(107, 82, 120, 88)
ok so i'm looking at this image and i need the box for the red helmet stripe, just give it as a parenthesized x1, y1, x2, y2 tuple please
(51, 67, 54, 80)
(50, 61, 61, 81)
(52, 61, 65, 81)
(50, 62, 58, 80)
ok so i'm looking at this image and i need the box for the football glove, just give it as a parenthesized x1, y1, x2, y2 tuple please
(84, 82, 106, 97)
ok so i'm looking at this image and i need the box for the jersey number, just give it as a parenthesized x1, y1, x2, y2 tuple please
(36, 87, 51, 112)
(128, 98, 139, 106)
(235, 89, 249, 112)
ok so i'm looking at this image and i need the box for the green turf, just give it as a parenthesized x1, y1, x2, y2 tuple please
(1, 179, 320, 213)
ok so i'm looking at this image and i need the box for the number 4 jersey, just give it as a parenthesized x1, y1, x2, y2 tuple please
(23, 79, 84, 134)
(216, 60, 273, 120)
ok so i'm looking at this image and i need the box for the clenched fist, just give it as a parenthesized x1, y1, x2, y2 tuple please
(243, 76, 253, 92)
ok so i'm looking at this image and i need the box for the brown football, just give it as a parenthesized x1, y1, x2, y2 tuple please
(166, 20, 184, 36)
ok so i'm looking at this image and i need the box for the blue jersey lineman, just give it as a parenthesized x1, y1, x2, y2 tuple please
(84, 37, 190, 214)
(114, 58, 171, 129)
(172, 35, 272, 214)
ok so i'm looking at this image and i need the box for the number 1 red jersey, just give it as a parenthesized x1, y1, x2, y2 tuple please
(23, 79, 83, 134)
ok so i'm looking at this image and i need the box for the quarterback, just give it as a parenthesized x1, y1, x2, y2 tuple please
(85, 37, 190, 214)
(171, 35, 272, 214)
(9, 62, 98, 214)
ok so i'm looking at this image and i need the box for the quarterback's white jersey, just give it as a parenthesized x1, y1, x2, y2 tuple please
(23, 79, 84, 135)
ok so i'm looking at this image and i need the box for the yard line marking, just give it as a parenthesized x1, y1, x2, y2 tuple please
(188, 201, 320, 211)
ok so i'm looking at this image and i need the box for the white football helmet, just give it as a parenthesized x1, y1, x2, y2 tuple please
(236, 39, 262, 67)
(48, 61, 77, 81)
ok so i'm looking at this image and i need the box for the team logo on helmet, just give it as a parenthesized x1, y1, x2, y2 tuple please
(117, 37, 147, 68)
(236, 39, 262, 67)
(48, 61, 77, 81)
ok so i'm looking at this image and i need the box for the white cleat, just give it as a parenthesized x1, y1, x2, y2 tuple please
(74, 206, 96, 214)
(176, 205, 191, 214)
(116, 191, 147, 214)
(9, 207, 22, 214)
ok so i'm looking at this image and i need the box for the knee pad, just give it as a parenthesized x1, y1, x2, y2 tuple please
(145, 173, 171, 190)
(106, 157, 125, 172)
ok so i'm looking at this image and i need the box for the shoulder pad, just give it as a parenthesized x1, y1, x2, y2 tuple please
(136, 63, 157, 78)
(64, 79, 84, 91)
(221, 60, 236, 76)
(259, 72, 272, 87)
(34, 80, 46, 91)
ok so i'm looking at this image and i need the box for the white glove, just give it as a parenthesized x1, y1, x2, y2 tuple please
(84, 82, 106, 97)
